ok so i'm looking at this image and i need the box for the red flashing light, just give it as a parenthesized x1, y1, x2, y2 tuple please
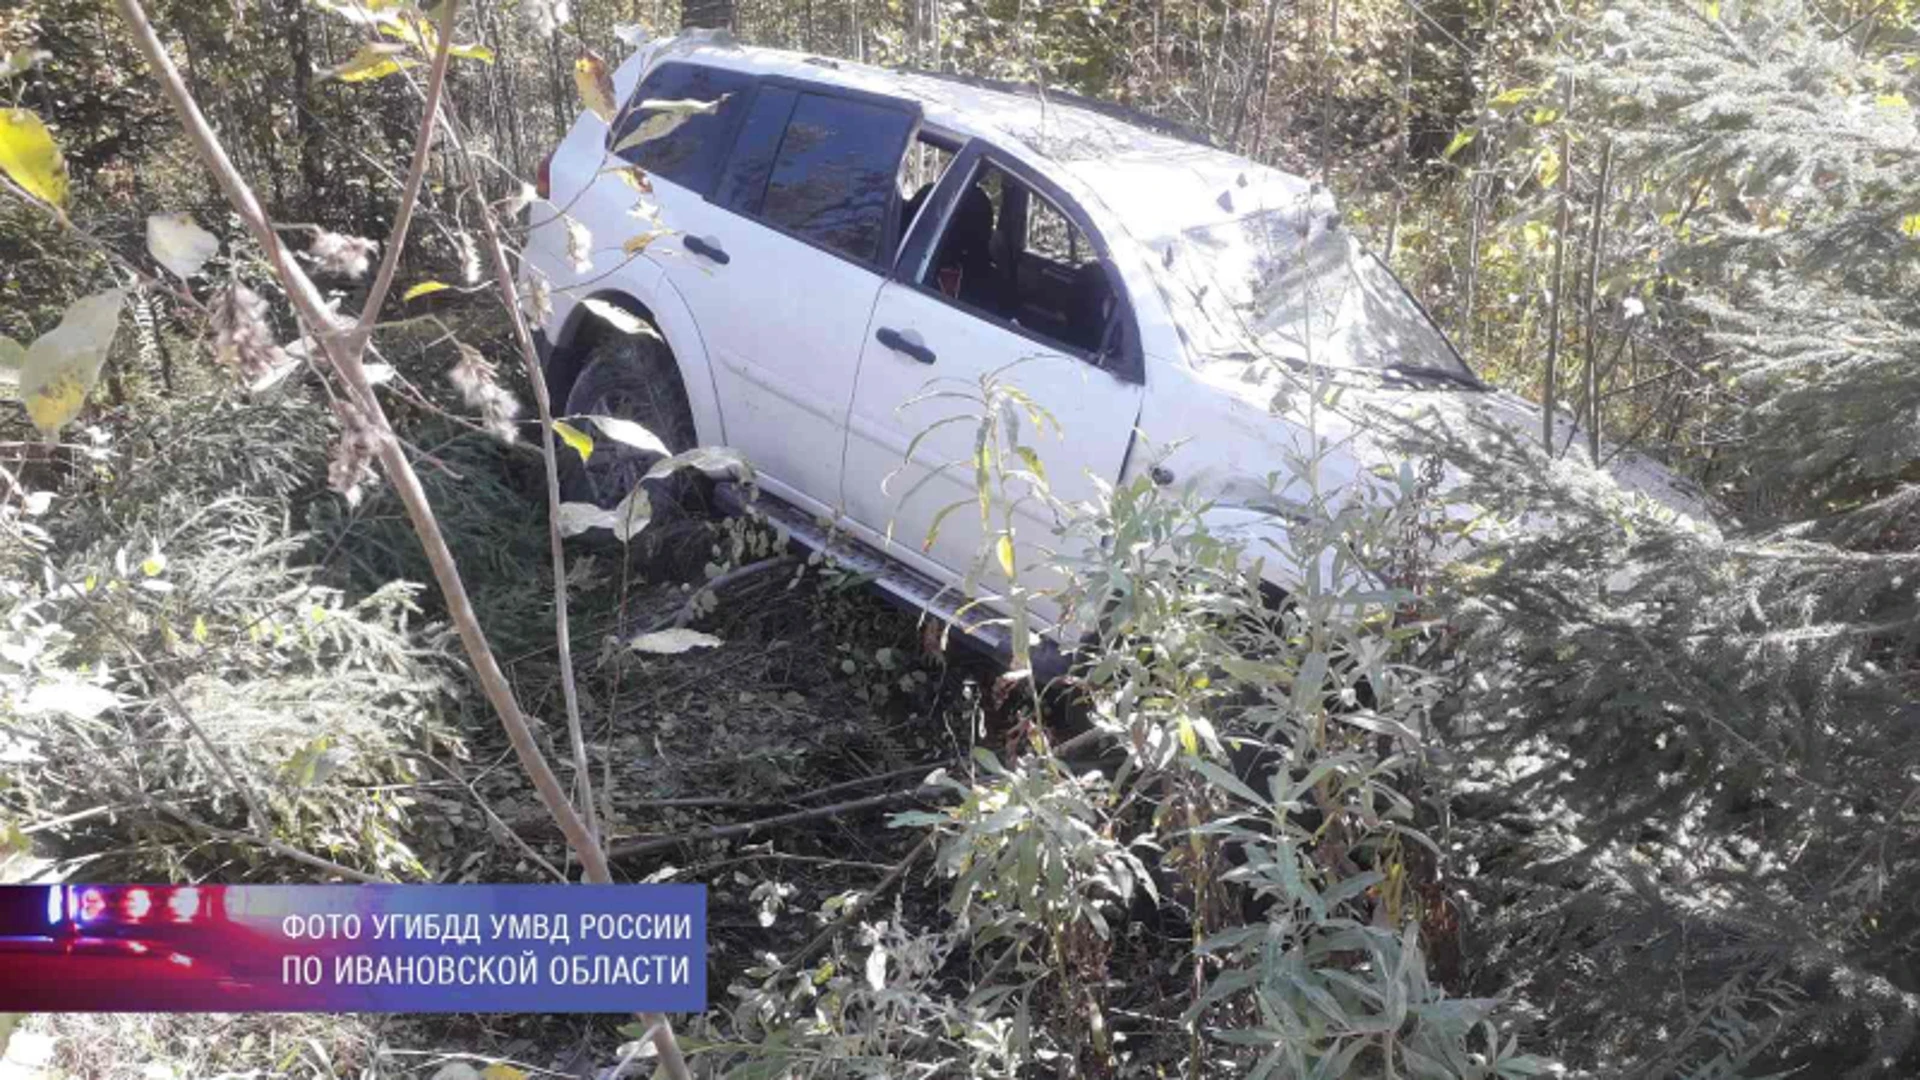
(169, 887, 201, 922)
(124, 888, 152, 920)
(77, 888, 106, 922)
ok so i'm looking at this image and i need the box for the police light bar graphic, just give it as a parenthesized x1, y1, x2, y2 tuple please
(2, 883, 706, 1013)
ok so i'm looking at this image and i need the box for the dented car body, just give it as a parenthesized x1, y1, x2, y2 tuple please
(522, 36, 1712, 650)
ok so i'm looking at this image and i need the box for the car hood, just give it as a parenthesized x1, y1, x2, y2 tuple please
(1124, 358, 1720, 586)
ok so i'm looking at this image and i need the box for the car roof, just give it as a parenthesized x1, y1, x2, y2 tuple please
(655, 41, 1324, 245)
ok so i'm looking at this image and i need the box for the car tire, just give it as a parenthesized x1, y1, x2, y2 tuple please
(557, 328, 701, 518)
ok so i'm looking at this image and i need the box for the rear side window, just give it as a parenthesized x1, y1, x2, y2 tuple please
(610, 62, 753, 194)
(758, 93, 913, 265)
(715, 86, 799, 214)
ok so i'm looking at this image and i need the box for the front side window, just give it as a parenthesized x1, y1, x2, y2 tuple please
(610, 62, 753, 194)
(759, 93, 913, 265)
(917, 160, 1123, 362)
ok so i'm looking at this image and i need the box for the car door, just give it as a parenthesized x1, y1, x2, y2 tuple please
(656, 79, 918, 516)
(841, 143, 1146, 623)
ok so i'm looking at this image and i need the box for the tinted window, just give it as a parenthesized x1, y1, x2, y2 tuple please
(715, 86, 799, 214)
(610, 62, 753, 194)
(760, 93, 913, 265)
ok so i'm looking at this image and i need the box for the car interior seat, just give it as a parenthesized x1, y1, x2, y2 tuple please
(930, 184, 1000, 311)
(1069, 260, 1117, 355)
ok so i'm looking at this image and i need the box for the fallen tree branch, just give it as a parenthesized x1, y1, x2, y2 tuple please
(638, 555, 799, 635)
(781, 832, 936, 974)
(607, 786, 953, 860)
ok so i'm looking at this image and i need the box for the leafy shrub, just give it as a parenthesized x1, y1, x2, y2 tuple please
(2, 390, 462, 881)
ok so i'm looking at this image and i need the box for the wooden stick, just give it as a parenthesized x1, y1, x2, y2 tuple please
(112, 0, 605, 933)
(607, 787, 951, 860)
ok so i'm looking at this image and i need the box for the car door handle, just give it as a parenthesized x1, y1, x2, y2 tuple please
(683, 235, 730, 265)
(875, 327, 935, 365)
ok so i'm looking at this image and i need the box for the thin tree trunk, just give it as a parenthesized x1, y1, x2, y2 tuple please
(1460, 170, 1483, 353)
(1543, 75, 1575, 451)
(547, 32, 570, 143)
(1384, 29, 1413, 260)
(1582, 138, 1613, 463)
(1234, 0, 1282, 151)
(283, 0, 322, 201)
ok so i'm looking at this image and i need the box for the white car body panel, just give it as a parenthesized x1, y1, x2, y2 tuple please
(521, 38, 1717, 645)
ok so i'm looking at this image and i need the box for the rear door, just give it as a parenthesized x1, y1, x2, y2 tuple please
(842, 144, 1145, 622)
(659, 79, 918, 515)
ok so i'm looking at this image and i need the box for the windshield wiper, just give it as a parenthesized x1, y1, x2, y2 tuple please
(1383, 363, 1487, 391)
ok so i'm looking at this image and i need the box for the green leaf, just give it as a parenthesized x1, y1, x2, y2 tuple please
(610, 97, 730, 154)
(580, 297, 662, 340)
(20, 288, 124, 436)
(0, 48, 51, 80)
(643, 446, 752, 483)
(447, 43, 495, 63)
(609, 486, 652, 542)
(146, 212, 220, 279)
(587, 414, 670, 456)
(1442, 128, 1476, 160)
(1012, 444, 1047, 485)
(0, 334, 24, 379)
(403, 280, 451, 301)
(553, 420, 593, 463)
(1488, 85, 1536, 108)
(922, 498, 971, 552)
(630, 628, 723, 654)
(557, 501, 613, 536)
(0, 107, 68, 207)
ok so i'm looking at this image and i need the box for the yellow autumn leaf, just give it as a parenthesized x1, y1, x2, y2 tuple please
(479, 1065, 526, 1080)
(331, 43, 419, 82)
(20, 289, 124, 437)
(448, 43, 495, 63)
(624, 230, 669, 255)
(403, 280, 451, 301)
(553, 420, 593, 463)
(0, 107, 69, 207)
(575, 53, 617, 122)
(995, 534, 1015, 577)
(1535, 145, 1561, 188)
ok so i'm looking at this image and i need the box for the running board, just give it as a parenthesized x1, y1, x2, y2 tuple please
(714, 483, 1068, 679)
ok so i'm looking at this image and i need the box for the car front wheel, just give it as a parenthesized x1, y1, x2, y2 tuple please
(558, 329, 700, 515)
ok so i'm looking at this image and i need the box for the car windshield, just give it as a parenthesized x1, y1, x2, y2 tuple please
(1159, 204, 1474, 382)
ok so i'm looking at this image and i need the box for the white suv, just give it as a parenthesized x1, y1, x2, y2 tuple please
(523, 36, 1707, 649)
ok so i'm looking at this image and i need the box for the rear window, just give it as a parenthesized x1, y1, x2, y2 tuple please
(610, 62, 753, 194)
(758, 93, 913, 265)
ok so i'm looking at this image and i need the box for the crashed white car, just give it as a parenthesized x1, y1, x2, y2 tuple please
(523, 37, 1708, 653)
